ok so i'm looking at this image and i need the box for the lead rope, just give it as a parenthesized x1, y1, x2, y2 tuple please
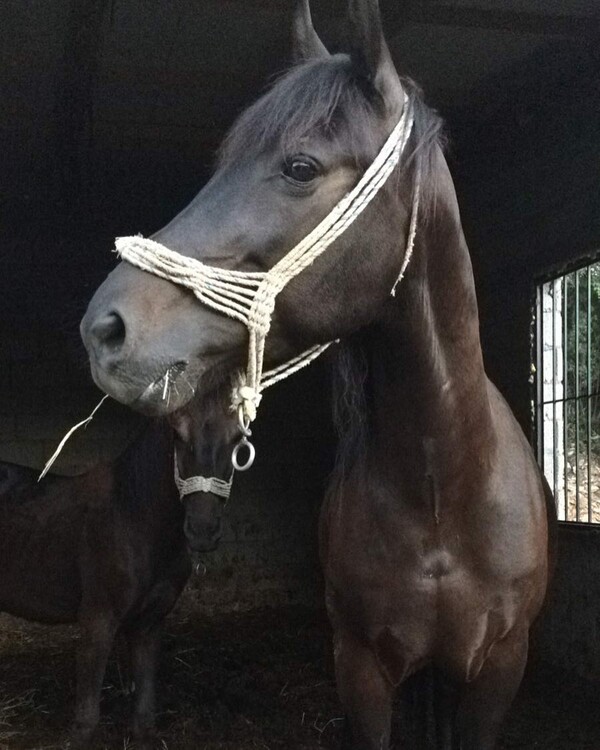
(392, 154, 422, 297)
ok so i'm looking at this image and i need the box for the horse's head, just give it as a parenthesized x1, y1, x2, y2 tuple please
(81, 0, 419, 416)
(168, 389, 237, 554)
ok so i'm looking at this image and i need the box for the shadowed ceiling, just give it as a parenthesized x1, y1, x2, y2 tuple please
(1, 0, 598, 206)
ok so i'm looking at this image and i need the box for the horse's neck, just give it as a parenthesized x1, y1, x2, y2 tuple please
(366, 158, 493, 484)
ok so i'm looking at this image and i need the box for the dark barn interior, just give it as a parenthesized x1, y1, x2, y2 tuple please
(1, 0, 600, 747)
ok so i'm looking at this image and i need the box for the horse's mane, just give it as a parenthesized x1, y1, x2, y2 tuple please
(330, 333, 370, 481)
(220, 54, 446, 480)
(116, 420, 174, 512)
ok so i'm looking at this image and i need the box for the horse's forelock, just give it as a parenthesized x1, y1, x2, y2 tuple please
(218, 56, 383, 169)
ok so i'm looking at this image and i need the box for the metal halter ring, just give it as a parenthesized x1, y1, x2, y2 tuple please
(232, 405, 256, 471)
(232, 436, 256, 472)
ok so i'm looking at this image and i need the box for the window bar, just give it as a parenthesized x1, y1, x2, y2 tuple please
(552, 280, 558, 504)
(537, 285, 544, 470)
(563, 275, 569, 521)
(575, 270, 581, 521)
(587, 266, 593, 522)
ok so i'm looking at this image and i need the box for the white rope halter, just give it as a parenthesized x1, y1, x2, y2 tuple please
(115, 93, 419, 429)
(174, 452, 232, 501)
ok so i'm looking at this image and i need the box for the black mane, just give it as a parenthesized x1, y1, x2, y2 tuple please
(116, 420, 174, 512)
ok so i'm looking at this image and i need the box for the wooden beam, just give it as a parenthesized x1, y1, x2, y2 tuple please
(220, 0, 600, 39)
(401, 4, 600, 38)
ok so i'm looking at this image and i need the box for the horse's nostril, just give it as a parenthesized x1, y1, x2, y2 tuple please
(91, 312, 126, 350)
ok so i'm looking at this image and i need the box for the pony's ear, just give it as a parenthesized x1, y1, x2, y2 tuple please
(168, 410, 192, 445)
(348, 0, 403, 109)
(292, 0, 330, 63)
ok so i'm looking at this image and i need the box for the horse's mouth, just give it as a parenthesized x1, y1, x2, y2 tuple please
(188, 541, 220, 562)
(89, 359, 198, 416)
(186, 527, 223, 558)
(133, 362, 195, 415)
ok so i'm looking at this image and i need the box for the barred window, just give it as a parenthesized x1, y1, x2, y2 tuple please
(535, 261, 600, 523)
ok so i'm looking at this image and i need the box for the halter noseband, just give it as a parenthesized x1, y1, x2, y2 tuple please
(174, 451, 233, 502)
(116, 93, 420, 480)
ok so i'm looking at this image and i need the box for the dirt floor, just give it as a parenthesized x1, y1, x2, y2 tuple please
(1, 599, 600, 750)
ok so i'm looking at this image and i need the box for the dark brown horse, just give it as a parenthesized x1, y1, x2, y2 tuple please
(0, 412, 230, 748)
(80, 1, 554, 747)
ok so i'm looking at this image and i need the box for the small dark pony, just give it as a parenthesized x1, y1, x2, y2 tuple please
(0, 397, 235, 748)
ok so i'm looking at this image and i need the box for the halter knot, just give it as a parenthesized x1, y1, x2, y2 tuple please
(232, 382, 262, 424)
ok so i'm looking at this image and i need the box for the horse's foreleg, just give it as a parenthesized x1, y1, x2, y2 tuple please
(433, 672, 460, 750)
(455, 628, 528, 750)
(127, 623, 161, 749)
(127, 565, 189, 749)
(72, 614, 118, 748)
(334, 631, 394, 750)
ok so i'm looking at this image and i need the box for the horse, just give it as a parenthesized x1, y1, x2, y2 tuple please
(79, 1, 554, 747)
(0, 407, 232, 748)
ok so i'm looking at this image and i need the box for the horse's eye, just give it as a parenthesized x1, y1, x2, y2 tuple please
(282, 157, 320, 184)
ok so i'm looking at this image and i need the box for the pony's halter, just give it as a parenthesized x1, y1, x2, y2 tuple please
(174, 451, 233, 501)
(115, 92, 420, 454)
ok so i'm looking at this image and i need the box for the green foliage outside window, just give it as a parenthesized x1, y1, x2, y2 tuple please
(564, 265, 600, 460)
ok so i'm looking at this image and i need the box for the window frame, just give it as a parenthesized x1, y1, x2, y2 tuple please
(532, 249, 600, 526)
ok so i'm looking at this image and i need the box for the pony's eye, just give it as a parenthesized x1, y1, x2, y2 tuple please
(282, 157, 320, 184)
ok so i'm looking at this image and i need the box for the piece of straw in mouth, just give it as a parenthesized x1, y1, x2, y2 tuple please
(38, 395, 110, 481)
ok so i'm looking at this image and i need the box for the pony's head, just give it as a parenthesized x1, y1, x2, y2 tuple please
(168, 388, 238, 553)
(81, 0, 438, 416)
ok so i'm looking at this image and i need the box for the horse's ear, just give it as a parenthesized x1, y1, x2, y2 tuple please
(348, 0, 403, 109)
(292, 0, 330, 63)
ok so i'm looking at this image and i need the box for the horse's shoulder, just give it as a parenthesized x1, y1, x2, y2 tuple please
(486, 379, 536, 458)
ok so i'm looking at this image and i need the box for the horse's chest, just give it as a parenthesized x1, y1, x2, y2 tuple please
(327, 561, 517, 684)
(323, 507, 525, 684)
